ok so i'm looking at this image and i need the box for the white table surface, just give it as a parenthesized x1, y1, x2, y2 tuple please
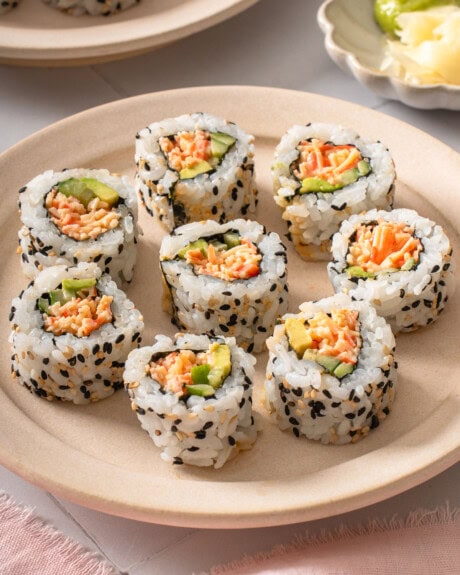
(0, 1, 459, 573)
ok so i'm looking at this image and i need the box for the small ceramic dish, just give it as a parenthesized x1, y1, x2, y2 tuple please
(317, 0, 460, 111)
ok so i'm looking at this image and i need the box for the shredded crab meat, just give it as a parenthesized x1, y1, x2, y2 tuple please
(46, 189, 121, 241)
(294, 138, 363, 186)
(43, 293, 113, 337)
(307, 309, 361, 365)
(185, 238, 261, 281)
(148, 349, 209, 396)
(347, 220, 423, 273)
(159, 130, 215, 172)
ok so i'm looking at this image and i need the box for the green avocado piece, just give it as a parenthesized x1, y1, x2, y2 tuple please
(207, 344, 232, 389)
(49, 289, 69, 306)
(346, 266, 375, 279)
(209, 239, 228, 251)
(333, 362, 355, 379)
(179, 160, 213, 180)
(210, 132, 236, 159)
(300, 177, 340, 193)
(341, 168, 360, 186)
(374, 0, 459, 37)
(62, 278, 97, 293)
(80, 178, 119, 207)
(57, 178, 96, 208)
(211, 132, 237, 146)
(285, 317, 312, 358)
(191, 364, 211, 385)
(223, 231, 241, 249)
(185, 383, 216, 397)
(401, 257, 415, 271)
(38, 297, 50, 314)
(316, 355, 341, 374)
(177, 239, 208, 259)
(357, 159, 371, 176)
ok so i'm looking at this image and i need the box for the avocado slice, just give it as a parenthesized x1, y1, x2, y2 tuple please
(179, 160, 213, 180)
(209, 239, 227, 252)
(285, 317, 312, 358)
(345, 266, 375, 279)
(57, 178, 95, 208)
(191, 364, 211, 385)
(210, 132, 236, 159)
(401, 257, 415, 271)
(223, 231, 241, 249)
(207, 344, 231, 389)
(62, 278, 97, 292)
(333, 362, 355, 379)
(316, 355, 341, 373)
(185, 383, 216, 397)
(340, 168, 360, 186)
(357, 159, 371, 176)
(177, 239, 208, 259)
(300, 177, 340, 194)
(80, 178, 119, 207)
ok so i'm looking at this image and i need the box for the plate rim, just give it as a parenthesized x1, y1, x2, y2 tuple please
(0, 0, 260, 67)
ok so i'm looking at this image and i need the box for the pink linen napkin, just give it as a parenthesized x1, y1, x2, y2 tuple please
(0, 492, 120, 575)
(211, 504, 460, 575)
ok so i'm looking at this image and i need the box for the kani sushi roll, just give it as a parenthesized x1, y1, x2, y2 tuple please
(135, 112, 257, 230)
(0, 1, 20, 14)
(124, 333, 257, 468)
(265, 293, 397, 444)
(9, 262, 144, 404)
(17, 168, 139, 287)
(272, 123, 395, 260)
(42, 0, 140, 15)
(327, 208, 455, 333)
(160, 219, 288, 353)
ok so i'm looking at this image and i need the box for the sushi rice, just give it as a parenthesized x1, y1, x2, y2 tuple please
(9, 262, 144, 404)
(327, 208, 455, 333)
(135, 112, 257, 230)
(160, 219, 288, 353)
(123, 333, 258, 468)
(272, 122, 396, 260)
(17, 168, 139, 288)
(265, 293, 397, 445)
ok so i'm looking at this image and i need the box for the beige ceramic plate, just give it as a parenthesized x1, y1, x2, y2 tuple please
(0, 86, 459, 528)
(0, 0, 259, 67)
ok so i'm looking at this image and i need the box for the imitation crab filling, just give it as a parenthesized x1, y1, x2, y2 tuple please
(292, 138, 371, 193)
(177, 231, 261, 281)
(285, 309, 361, 379)
(159, 130, 236, 180)
(38, 278, 113, 338)
(45, 177, 121, 241)
(345, 220, 423, 278)
(148, 343, 232, 398)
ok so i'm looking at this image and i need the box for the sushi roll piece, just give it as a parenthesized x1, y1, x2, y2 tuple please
(272, 123, 396, 260)
(265, 293, 397, 444)
(124, 333, 257, 468)
(0, 1, 20, 15)
(9, 262, 144, 404)
(17, 168, 139, 288)
(135, 112, 257, 230)
(327, 208, 455, 333)
(160, 219, 288, 353)
(42, 0, 140, 16)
